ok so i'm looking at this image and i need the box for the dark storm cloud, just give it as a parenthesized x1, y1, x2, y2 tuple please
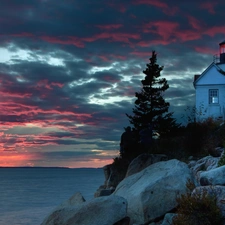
(0, 0, 225, 167)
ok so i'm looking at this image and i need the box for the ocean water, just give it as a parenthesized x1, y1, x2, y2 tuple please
(0, 167, 105, 225)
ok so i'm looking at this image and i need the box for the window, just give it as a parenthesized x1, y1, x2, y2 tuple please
(209, 89, 219, 104)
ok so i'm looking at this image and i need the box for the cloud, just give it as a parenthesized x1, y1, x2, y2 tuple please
(1, 0, 225, 167)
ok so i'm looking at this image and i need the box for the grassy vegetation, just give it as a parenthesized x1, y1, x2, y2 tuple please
(173, 180, 224, 225)
(218, 151, 225, 167)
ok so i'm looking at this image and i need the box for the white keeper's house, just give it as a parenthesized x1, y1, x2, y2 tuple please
(193, 40, 225, 121)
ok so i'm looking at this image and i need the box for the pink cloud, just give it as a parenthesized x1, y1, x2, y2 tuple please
(0, 100, 93, 128)
(142, 21, 179, 38)
(132, 0, 178, 15)
(10, 32, 34, 38)
(0, 91, 32, 98)
(194, 46, 217, 55)
(35, 80, 64, 90)
(107, 3, 127, 13)
(96, 24, 123, 30)
(203, 25, 225, 37)
(102, 75, 120, 83)
(98, 54, 127, 62)
(41, 36, 85, 48)
(200, 2, 217, 14)
(84, 32, 140, 44)
(187, 15, 203, 30)
(137, 19, 225, 48)
(51, 82, 64, 88)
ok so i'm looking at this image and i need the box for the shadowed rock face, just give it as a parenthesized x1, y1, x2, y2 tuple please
(113, 216, 130, 225)
(126, 153, 168, 177)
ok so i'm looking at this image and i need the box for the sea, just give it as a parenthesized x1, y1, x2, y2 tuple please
(0, 167, 105, 225)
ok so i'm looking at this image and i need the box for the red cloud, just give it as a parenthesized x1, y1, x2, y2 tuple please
(36, 80, 64, 90)
(40, 31, 140, 47)
(96, 24, 123, 30)
(51, 82, 64, 88)
(41, 36, 85, 48)
(10, 32, 34, 38)
(0, 101, 92, 128)
(107, 3, 127, 13)
(200, 2, 217, 14)
(132, 0, 178, 15)
(134, 0, 168, 8)
(137, 21, 180, 47)
(137, 19, 225, 48)
(203, 25, 225, 37)
(102, 75, 120, 83)
(194, 46, 217, 55)
(187, 15, 203, 30)
(98, 54, 127, 62)
(142, 21, 179, 38)
(36, 79, 53, 90)
(0, 91, 32, 98)
(84, 32, 140, 44)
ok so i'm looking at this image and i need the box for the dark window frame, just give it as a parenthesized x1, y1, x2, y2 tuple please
(209, 89, 219, 104)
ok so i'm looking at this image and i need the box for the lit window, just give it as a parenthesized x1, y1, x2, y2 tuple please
(209, 89, 219, 104)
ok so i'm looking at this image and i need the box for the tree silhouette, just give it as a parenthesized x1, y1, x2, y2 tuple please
(126, 51, 177, 137)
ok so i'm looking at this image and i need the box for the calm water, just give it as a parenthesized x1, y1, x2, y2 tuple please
(0, 167, 104, 225)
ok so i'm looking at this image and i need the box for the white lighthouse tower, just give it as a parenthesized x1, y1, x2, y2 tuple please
(194, 41, 225, 121)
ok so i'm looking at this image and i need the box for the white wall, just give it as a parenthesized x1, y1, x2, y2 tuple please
(195, 85, 225, 121)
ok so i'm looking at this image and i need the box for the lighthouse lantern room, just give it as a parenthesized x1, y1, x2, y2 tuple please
(220, 40, 225, 64)
(194, 40, 225, 121)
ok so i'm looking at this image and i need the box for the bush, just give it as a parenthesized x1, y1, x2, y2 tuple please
(218, 151, 225, 167)
(154, 117, 223, 161)
(173, 181, 224, 225)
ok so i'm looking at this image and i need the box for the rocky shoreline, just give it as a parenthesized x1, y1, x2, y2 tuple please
(41, 148, 225, 225)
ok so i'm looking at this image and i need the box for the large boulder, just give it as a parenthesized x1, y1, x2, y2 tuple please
(41, 193, 127, 225)
(200, 165, 225, 186)
(114, 159, 195, 224)
(188, 156, 219, 184)
(126, 153, 168, 177)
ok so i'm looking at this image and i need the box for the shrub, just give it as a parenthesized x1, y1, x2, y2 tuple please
(173, 181, 224, 225)
(218, 151, 225, 167)
(156, 117, 222, 160)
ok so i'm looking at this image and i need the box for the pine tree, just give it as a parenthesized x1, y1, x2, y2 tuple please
(126, 51, 177, 137)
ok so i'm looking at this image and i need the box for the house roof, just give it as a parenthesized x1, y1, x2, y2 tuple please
(193, 62, 225, 87)
(193, 62, 214, 86)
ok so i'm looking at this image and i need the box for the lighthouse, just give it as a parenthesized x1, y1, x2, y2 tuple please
(194, 40, 225, 121)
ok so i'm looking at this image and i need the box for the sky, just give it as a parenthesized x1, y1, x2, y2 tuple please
(0, 0, 225, 168)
